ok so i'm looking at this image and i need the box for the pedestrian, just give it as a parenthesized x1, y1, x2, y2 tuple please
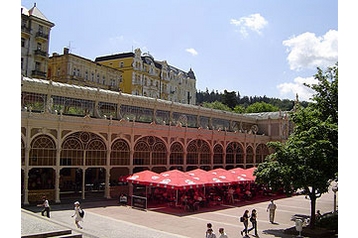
(38, 195, 50, 218)
(71, 201, 83, 229)
(240, 210, 249, 237)
(206, 223, 213, 237)
(206, 228, 217, 238)
(248, 209, 258, 237)
(266, 199, 277, 223)
(218, 227, 228, 238)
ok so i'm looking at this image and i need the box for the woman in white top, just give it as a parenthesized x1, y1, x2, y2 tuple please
(71, 201, 83, 229)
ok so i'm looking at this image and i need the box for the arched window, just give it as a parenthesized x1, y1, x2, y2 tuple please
(29, 135, 56, 166)
(170, 142, 184, 165)
(152, 142, 167, 165)
(256, 144, 269, 164)
(61, 137, 83, 166)
(213, 144, 224, 164)
(246, 146, 254, 164)
(86, 139, 106, 166)
(186, 139, 211, 165)
(133, 136, 166, 166)
(110, 139, 130, 165)
(226, 142, 244, 164)
(133, 141, 150, 165)
(61, 132, 105, 166)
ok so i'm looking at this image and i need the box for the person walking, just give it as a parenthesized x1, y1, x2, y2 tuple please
(206, 228, 217, 238)
(38, 196, 50, 218)
(71, 201, 83, 229)
(266, 199, 277, 223)
(206, 223, 213, 237)
(248, 209, 259, 237)
(218, 227, 228, 238)
(240, 210, 249, 237)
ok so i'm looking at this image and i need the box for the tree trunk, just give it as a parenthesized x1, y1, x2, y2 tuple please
(309, 193, 317, 228)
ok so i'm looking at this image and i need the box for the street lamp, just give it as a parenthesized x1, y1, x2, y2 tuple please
(332, 183, 338, 213)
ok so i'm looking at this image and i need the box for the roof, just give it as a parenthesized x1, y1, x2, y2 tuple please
(243, 111, 290, 120)
(22, 3, 54, 26)
(21, 76, 286, 121)
(95, 52, 135, 62)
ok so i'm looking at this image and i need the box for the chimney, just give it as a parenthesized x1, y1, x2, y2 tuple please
(63, 47, 69, 55)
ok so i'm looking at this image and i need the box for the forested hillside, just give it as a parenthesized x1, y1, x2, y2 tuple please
(196, 89, 308, 112)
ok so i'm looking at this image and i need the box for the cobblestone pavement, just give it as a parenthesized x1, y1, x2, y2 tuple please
(22, 189, 337, 238)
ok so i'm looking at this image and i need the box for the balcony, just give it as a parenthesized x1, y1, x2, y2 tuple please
(35, 31, 49, 40)
(21, 25, 31, 36)
(34, 49, 48, 58)
(32, 70, 47, 78)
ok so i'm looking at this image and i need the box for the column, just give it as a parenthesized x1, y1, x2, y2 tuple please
(55, 146, 61, 203)
(23, 148, 30, 205)
(82, 168, 86, 200)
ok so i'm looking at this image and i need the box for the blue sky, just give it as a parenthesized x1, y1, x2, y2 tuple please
(21, 0, 338, 101)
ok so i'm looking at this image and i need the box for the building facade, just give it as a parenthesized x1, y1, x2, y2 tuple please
(21, 4, 54, 79)
(47, 48, 123, 92)
(21, 76, 290, 204)
(95, 48, 197, 105)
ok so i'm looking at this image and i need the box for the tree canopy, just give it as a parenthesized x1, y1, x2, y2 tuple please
(196, 89, 307, 113)
(254, 63, 338, 228)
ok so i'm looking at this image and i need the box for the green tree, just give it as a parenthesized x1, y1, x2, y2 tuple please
(245, 102, 279, 113)
(254, 64, 338, 228)
(222, 90, 238, 109)
(202, 101, 232, 112)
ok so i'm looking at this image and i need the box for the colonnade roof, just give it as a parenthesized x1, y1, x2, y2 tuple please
(21, 76, 288, 121)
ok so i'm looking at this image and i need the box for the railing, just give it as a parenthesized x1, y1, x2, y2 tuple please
(32, 70, 46, 78)
(34, 49, 47, 57)
(35, 31, 49, 40)
(21, 25, 31, 34)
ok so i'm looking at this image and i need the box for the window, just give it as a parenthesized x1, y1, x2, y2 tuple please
(120, 61, 124, 68)
(85, 71, 88, 80)
(73, 67, 76, 76)
(35, 62, 41, 71)
(21, 38, 25, 47)
(21, 58, 24, 69)
(37, 42, 42, 50)
(38, 25, 44, 33)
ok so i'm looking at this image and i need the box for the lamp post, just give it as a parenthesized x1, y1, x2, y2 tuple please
(332, 183, 338, 213)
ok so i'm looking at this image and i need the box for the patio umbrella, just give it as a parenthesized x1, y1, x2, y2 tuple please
(158, 169, 206, 189)
(229, 167, 256, 183)
(126, 170, 161, 186)
(185, 168, 211, 184)
(158, 169, 207, 207)
(207, 168, 238, 186)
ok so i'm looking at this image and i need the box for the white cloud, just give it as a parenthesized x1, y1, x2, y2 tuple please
(283, 30, 338, 71)
(230, 13, 268, 37)
(277, 76, 317, 101)
(185, 48, 198, 56)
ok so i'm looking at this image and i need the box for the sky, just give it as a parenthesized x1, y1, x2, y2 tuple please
(20, 0, 338, 101)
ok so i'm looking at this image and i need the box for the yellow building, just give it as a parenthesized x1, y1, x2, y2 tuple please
(21, 3, 55, 79)
(47, 48, 123, 92)
(95, 48, 197, 105)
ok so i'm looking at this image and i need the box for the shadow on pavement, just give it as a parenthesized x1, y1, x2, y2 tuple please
(22, 194, 288, 217)
(262, 228, 292, 238)
(22, 198, 120, 213)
